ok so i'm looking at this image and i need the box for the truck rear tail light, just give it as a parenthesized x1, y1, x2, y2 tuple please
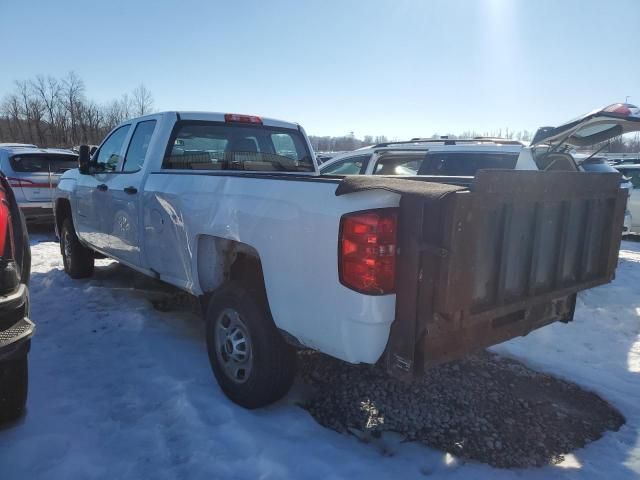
(339, 208, 398, 295)
(224, 113, 263, 125)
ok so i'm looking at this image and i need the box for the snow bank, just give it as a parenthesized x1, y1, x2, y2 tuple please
(0, 237, 638, 479)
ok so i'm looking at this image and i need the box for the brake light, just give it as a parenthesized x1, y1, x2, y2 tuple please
(224, 113, 263, 124)
(339, 208, 398, 295)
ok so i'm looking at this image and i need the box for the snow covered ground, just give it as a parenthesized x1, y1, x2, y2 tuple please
(0, 234, 639, 479)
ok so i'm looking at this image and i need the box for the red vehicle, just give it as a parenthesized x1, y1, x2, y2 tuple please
(0, 172, 33, 422)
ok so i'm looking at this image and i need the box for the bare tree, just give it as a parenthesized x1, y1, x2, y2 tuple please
(132, 84, 154, 116)
(31, 75, 62, 144)
(1, 93, 27, 142)
(61, 71, 86, 145)
(0, 72, 158, 147)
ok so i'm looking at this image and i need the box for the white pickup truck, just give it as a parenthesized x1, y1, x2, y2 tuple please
(54, 107, 636, 408)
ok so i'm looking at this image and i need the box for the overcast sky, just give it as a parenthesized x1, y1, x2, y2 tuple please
(2, 0, 639, 138)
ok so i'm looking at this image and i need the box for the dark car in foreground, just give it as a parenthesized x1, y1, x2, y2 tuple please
(0, 172, 33, 422)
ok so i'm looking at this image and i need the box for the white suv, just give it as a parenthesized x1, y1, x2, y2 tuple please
(319, 136, 634, 233)
(319, 138, 536, 176)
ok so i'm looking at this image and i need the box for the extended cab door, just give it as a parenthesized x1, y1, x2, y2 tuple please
(101, 117, 159, 267)
(75, 124, 132, 251)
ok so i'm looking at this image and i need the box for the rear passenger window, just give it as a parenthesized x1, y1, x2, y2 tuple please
(9, 154, 77, 173)
(373, 156, 422, 175)
(95, 125, 131, 172)
(321, 155, 368, 175)
(123, 120, 156, 172)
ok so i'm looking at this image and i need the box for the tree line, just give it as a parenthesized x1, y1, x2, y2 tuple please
(0, 72, 153, 148)
(2, 73, 639, 154)
(308, 129, 535, 152)
(310, 129, 640, 154)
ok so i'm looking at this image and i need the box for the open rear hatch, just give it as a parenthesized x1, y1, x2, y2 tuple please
(337, 169, 627, 379)
(531, 103, 640, 148)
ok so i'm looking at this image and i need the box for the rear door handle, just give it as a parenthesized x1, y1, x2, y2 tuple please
(97, 184, 108, 192)
(124, 186, 138, 195)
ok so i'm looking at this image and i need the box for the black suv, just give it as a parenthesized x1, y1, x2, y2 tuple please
(0, 172, 33, 422)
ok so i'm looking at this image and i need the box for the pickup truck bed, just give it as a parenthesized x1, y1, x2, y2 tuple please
(338, 172, 625, 378)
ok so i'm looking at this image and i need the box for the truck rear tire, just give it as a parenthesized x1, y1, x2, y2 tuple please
(205, 282, 296, 409)
(0, 355, 28, 423)
(60, 217, 94, 279)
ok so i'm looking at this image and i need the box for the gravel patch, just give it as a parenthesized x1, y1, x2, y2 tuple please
(298, 350, 624, 468)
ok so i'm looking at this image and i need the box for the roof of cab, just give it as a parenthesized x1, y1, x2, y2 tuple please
(129, 111, 301, 131)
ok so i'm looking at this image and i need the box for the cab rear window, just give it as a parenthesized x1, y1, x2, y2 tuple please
(163, 121, 314, 172)
(9, 154, 78, 173)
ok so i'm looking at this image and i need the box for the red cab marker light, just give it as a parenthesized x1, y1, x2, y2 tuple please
(224, 113, 263, 124)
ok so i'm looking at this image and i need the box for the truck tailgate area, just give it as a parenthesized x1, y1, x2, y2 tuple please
(337, 170, 627, 379)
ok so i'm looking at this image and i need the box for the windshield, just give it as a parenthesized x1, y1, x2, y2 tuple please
(163, 121, 314, 172)
(419, 152, 519, 176)
(9, 154, 78, 173)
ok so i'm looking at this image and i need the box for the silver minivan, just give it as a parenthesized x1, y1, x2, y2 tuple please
(0, 144, 78, 222)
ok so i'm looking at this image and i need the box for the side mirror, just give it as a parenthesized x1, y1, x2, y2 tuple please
(78, 145, 91, 174)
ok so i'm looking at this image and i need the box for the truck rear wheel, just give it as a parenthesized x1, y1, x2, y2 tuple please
(0, 355, 28, 423)
(60, 217, 94, 279)
(205, 282, 296, 409)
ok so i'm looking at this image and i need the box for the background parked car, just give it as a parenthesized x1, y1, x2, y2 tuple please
(0, 172, 33, 423)
(574, 154, 634, 234)
(319, 138, 533, 177)
(0, 145, 78, 223)
(614, 163, 640, 232)
(320, 137, 635, 235)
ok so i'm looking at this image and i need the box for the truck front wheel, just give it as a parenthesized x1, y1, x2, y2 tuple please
(205, 282, 296, 409)
(60, 218, 94, 279)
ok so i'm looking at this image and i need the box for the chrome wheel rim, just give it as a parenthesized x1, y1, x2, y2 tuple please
(214, 308, 252, 384)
